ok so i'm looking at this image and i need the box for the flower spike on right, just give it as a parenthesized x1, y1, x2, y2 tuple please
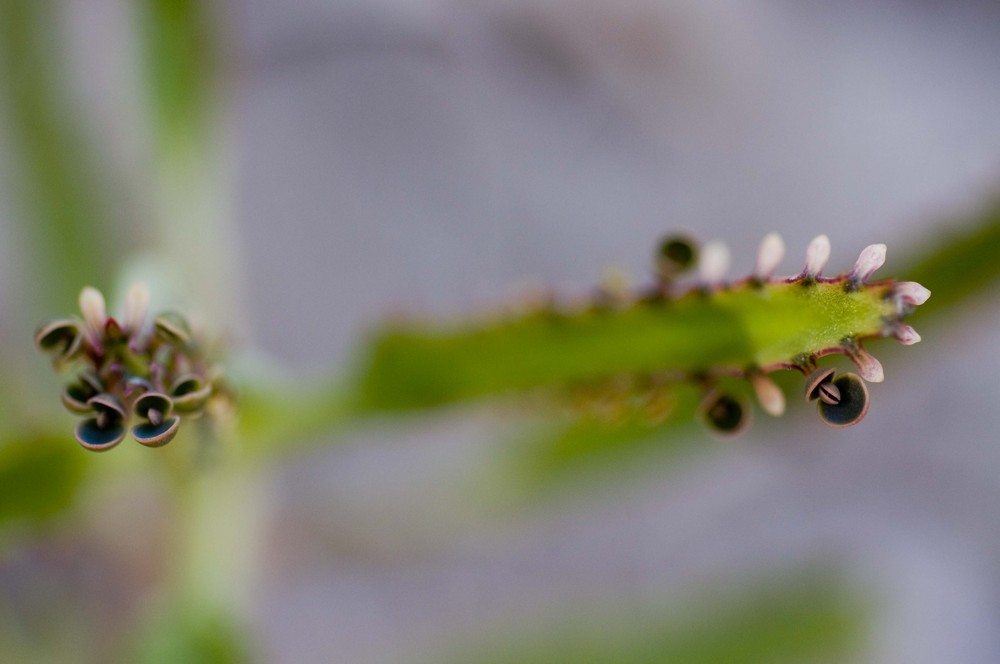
(799, 240, 930, 428)
(353, 231, 930, 436)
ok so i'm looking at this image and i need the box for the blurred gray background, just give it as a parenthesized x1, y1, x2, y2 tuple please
(3, 0, 1000, 662)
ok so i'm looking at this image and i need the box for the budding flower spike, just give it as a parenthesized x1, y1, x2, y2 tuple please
(358, 232, 930, 435)
(35, 285, 221, 451)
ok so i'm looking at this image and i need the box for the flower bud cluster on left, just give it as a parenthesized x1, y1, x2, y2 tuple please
(35, 286, 218, 451)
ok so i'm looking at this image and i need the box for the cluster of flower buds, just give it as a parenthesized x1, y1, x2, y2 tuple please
(35, 286, 217, 451)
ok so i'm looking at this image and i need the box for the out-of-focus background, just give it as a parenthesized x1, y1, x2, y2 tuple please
(2, 1, 1000, 662)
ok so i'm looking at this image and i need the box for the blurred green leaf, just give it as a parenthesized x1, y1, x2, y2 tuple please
(438, 572, 865, 664)
(354, 307, 747, 412)
(235, 374, 353, 457)
(901, 198, 1000, 321)
(510, 383, 703, 488)
(133, 604, 250, 664)
(0, 434, 89, 527)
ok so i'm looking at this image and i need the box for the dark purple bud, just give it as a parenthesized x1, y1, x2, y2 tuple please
(154, 311, 192, 346)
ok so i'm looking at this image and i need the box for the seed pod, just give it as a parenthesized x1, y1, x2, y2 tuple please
(656, 235, 698, 279)
(170, 374, 212, 414)
(816, 373, 869, 427)
(61, 372, 103, 414)
(75, 395, 127, 451)
(35, 319, 83, 364)
(699, 390, 751, 437)
(154, 311, 192, 346)
(132, 392, 180, 447)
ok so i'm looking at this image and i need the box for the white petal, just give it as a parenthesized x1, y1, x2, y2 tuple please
(894, 324, 922, 345)
(750, 372, 786, 417)
(123, 283, 151, 332)
(698, 241, 730, 286)
(802, 235, 831, 277)
(79, 286, 107, 335)
(850, 243, 887, 283)
(894, 281, 931, 305)
(850, 347, 884, 383)
(753, 233, 785, 280)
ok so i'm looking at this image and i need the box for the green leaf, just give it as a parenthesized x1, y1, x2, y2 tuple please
(902, 198, 1000, 319)
(435, 572, 866, 664)
(0, 435, 89, 527)
(132, 604, 250, 664)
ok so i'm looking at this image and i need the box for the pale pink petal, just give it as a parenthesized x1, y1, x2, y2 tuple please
(123, 283, 150, 333)
(78, 286, 106, 341)
(849, 243, 887, 283)
(753, 233, 785, 280)
(698, 241, 730, 286)
(894, 281, 931, 305)
(849, 347, 884, 383)
(750, 372, 786, 417)
(802, 235, 831, 277)
(893, 324, 922, 345)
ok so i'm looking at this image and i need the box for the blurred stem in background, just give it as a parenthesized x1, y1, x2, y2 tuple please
(0, 0, 117, 317)
(133, 1, 257, 660)
(136, 0, 246, 333)
(0, 0, 120, 430)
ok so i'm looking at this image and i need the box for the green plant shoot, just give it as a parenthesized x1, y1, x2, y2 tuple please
(355, 234, 930, 434)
